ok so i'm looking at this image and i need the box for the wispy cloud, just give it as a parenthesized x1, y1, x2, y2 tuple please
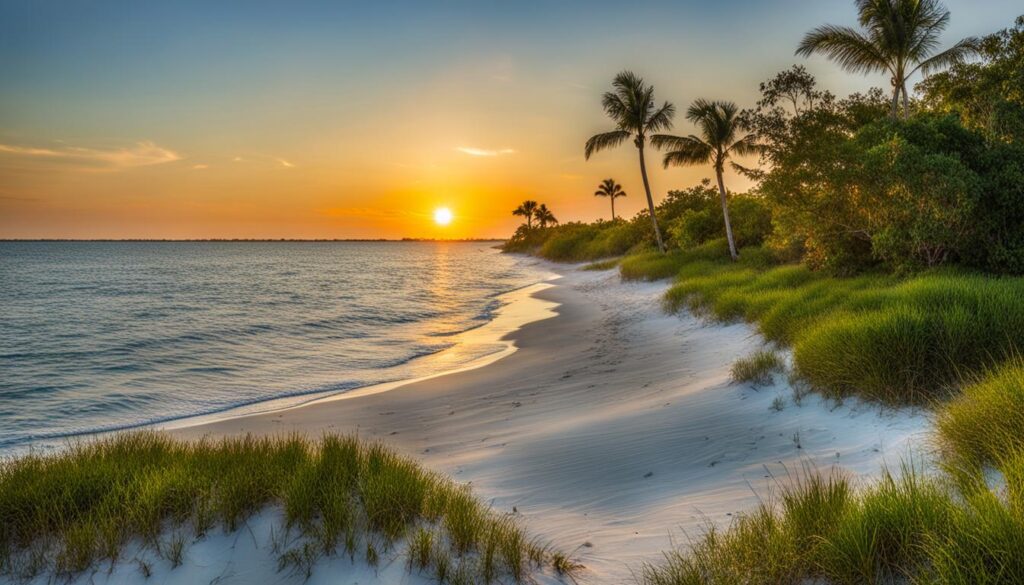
(456, 146, 516, 157)
(278, 158, 294, 168)
(0, 140, 180, 170)
(192, 164, 209, 170)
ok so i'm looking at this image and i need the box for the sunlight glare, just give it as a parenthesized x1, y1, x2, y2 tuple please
(433, 207, 453, 226)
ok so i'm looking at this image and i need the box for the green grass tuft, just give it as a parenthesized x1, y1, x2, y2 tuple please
(730, 350, 784, 385)
(638, 462, 1023, 585)
(582, 257, 621, 271)
(937, 360, 1024, 470)
(0, 431, 579, 583)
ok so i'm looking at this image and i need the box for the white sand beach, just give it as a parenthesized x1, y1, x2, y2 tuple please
(143, 262, 929, 584)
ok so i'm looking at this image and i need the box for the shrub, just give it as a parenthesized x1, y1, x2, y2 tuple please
(662, 182, 773, 250)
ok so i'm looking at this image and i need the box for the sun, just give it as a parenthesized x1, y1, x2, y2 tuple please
(433, 207, 453, 226)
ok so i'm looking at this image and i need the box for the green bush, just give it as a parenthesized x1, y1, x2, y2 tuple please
(662, 182, 773, 250)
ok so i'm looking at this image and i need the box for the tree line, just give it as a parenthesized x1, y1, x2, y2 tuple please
(508, 1, 1024, 275)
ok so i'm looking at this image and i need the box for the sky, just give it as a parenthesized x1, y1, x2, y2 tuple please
(1, 0, 1020, 239)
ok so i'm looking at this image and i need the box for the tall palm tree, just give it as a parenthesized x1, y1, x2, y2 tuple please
(796, 0, 979, 119)
(594, 179, 627, 221)
(535, 204, 558, 228)
(653, 99, 760, 261)
(585, 71, 675, 252)
(512, 200, 538, 229)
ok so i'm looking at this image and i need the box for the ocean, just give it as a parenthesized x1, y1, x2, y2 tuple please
(0, 241, 549, 454)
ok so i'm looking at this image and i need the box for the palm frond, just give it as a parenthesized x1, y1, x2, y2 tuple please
(912, 36, 981, 76)
(645, 101, 676, 133)
(652, 134, 714, 168)
(730, 161, 765, 180)
(727, 133, 762, 158)
(601, 92, 630, 124)
(584, 130, 630, 160)
(796, 24, 891, 75)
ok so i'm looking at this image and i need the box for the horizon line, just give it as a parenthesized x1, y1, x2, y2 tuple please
(0, 238, 508, 243)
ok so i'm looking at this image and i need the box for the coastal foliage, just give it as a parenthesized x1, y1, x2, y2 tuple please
(500, 5, 1024, 584)
(917, 15, 1024, 142)
(0, 432, 576, 583)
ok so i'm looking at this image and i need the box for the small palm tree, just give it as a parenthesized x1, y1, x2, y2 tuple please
(594, 179, 627, 221)
(535, 204, 558, 228)
(512, 200, 538, 229)
(585, 71, 675, 252)
(796, 0, 979, 119)
(653, 99, 760, 261)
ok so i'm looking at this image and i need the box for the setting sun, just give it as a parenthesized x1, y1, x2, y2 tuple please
(433, 207, 453, 226)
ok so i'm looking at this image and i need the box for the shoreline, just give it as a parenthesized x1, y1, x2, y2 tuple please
(169, 262, 930, 583)
(2, 266, 558, 457)
(158, 279, 560, 434)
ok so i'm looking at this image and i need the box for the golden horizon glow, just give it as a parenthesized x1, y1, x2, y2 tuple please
(1, 1, 1008, 239)
(433, 207, 454, 227)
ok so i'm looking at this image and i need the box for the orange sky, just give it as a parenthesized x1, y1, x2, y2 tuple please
(1, 1, 1016, 239)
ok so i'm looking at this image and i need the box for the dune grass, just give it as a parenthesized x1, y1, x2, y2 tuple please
(730, 349, 784, 385)
(638, 461, 1024, 585)
(617, 242, 1024, 583)
(629, 246, 1024, 405)
(937, 360, 1024, 470)
(0, 432, 577, 583)
(581, 257, 621, 271)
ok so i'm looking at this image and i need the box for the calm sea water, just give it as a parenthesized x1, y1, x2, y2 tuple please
(0, 242, 547, 453)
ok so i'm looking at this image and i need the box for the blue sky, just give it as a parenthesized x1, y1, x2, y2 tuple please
(1, 1, 1020, 238)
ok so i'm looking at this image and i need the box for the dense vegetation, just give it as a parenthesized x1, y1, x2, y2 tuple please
(0, 432, 576, 583)
(506, 4, 1024, 584)
(506, 15, 1024, 275)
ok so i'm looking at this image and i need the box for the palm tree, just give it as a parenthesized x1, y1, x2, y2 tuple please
(796, 0, 979, 119)
(594, 179, 627, 221)
(585, 71, 674, 252)
(535, 204, 558, 228)
(653, 99, 760, 261)
(512, 200, 538, 229)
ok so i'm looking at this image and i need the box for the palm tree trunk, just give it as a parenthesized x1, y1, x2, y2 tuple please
(637, 145, 666, 252)
(890, 84, 901, 119)
(610, 197, 616, 221)
(901, 82, 910, 120)
(716, 167, 739, 261)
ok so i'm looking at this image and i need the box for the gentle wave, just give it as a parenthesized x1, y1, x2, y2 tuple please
(0, 242, 547, 453)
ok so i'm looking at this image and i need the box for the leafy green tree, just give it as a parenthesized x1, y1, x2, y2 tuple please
(512, 200, 538, 229)
(585, 71, 675, 252)
(661, 180, 773, 250)
(917, 15, 1024, 142)
(653, 99, 760, 260)
(594, 178, 627, 221)
(796, 0, 979, 119)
